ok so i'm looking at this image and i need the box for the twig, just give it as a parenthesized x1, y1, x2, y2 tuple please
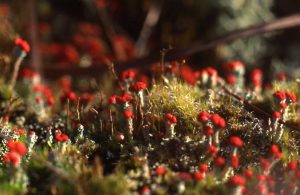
(105, 59, 125, 92)
(135, 0, 164, 57)
(31, 152, 85, 195)
(44, 13, 300, 78)
(220, 83, 300, 133)
(9, 54, 25, 91)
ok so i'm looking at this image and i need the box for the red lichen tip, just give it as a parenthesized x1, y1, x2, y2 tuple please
(206, 67, 217, 76)
(130, 81, 147, 92)
(229, 136, 244, 148)
(6, 140, 27, 156)
(270, 144, 280, 157)
(285, 92, 297, 103)
(197, 111, 211, 123)
(228, 175, 245, 187)
(123, 110, 134, 119)
(260, 159, 271, 171)
(244, 169, 253, 179)
(109, 95, 117, 104)
(273, 91, 286, 101)
(165, 113, 177, 124)
(121, 69, 136, 81)
(36, 97, 43, 103)
(3, 116, 9, 122)
(29, 131, 36, 135)
(273, 111, 280, 119)
(55, 132, 69, 142)
(193, 172, 204, 181)
(286, 161, 297, 172)
(251, 69, 263, 87)
(226, 74, 236, 85)
(199, 163, 208, 172)
(208, 145, 217, 154)
(155, 166, 166, 176)
(211, 114, 226, 128)
(15, 37, 30, 53)
(223, 61, 244, 71)
(231, 155, 239, 169)
(214, 156, 225, 167)
(2, 151, 21, 166)
(203, 126, 214, 136)
(257, 174, 267, 182)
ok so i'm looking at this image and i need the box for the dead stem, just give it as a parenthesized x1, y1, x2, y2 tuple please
(9, 54, 24, 91)
(31, 152, 85, 195)
(105, 59, 125, 92)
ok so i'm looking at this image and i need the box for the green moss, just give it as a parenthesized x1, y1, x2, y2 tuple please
(148, 79, 208, 134)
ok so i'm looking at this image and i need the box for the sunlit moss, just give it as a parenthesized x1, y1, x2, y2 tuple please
(148, 79, 208, 133)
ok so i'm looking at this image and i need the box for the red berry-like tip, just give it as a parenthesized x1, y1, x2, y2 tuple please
(121, 69, 136, 81)
(275, 152, 282, 159)
(109, 95, 117, 104)
(286, 92, 297, 103)
(258, 185, 268, 194)
(214, 156, 225, 167)
(156, 166, 166, 176)
(208, 145, 217, 154)
(273, 111, 280, 119)
(116, 93, 132, 104)
(273, 91, 286, 101)
(280, 103, 287, 109)
(229, 136, 244, 148)
(123, 110, 134, 119)
(7, 140, 16, 150)
(270, 144, 280, 157)
(194, 172, 204, 181)
(14, 142, 27, 156)
(244, 169, 253, 179)
(197, 111, 211, 123)
(3, 151, 21, 166)
(223, 61, 244, 71)
(29, 131, 36, 135)
(260, 159, 271, 171)
(218, 117, 226, 128)
(228, 175, 245, 187)
(251, 69, 262, 87)
(15, 37, 30, 53)
(203, 126, 214, 136)
(211, 114, 221, 126)
(257, 174, 267, 182)
(139, 186, 150, 195)
(231, 155, 239, 169)
(226, 74, 236, 85)
(3, 116, 9, 122)
(165, 113, 177, 123)
(36, 97, 43, 103)
(130, 81, 146, 92)
(199, 164, 208, 172)
(206, 67, 217, 76)
(286, 161, 297, 172)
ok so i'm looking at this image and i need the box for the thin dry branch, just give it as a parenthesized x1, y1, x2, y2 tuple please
(44, 13, 300, 78)
(221, 84, 300, 133)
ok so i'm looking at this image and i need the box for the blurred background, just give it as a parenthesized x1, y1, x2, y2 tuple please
(1, 0, 300, 80)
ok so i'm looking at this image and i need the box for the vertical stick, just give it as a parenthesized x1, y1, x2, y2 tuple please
(9, 54, 25, 91)
(28, 0, 42, 73)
